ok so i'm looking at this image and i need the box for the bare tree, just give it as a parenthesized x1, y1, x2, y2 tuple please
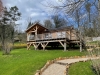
(72, 9, 83, 52)
(27, 21, 32, 29)
(48, 0, 98, 51)
(52, 14, 67, 28)
(44, 19, 53, 29)
(26, 17, 33, 29)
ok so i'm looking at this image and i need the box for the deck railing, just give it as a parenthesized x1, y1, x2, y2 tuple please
(29, 32, 78, 41)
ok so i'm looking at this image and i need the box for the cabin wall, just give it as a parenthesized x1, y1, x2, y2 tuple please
(70, 30, 78, 40)
(66, 30, 78, 40)
(51, 31, 67, 39)
(66, 31, 70, 39)
(51, 32, 57, 39)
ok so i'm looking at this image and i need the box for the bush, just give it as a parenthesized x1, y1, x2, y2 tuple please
(87, 41, 100, 75)
(2, 42, 13, 55)
(0, 42, 27, 50)
(91, 65, 100, 75)
(13, 43, 27, 49)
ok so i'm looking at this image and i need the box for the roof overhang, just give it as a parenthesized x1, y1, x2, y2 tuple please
(26, 23, 48, 34)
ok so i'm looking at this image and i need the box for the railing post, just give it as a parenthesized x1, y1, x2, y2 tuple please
(27, 33, 30, 41)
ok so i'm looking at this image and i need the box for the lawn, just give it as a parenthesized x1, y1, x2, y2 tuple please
(0, 48, 86, 75)
(68, 61, 95, 75)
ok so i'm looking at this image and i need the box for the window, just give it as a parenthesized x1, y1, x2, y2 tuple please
(29, 35, 34, 40)
(57, 31, 66, 38)
(57, 32, 62, 38)
(45, 33, 51, 39)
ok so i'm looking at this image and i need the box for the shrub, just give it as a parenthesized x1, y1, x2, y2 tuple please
(0, 42, 27, 50)
(13, 43, 27, 49)
(2, 42, 13, 55)
(87, 41, 100, 75)
(91, 64, 100, 75)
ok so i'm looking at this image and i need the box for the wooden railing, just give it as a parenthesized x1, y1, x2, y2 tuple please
(29, 32, 78, 41)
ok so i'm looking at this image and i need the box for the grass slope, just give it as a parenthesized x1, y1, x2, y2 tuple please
(0, 48, 85, 75)
(68, 61, 95, 75)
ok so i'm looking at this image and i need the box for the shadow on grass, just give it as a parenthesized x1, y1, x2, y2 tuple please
(38, 46, 80, 51)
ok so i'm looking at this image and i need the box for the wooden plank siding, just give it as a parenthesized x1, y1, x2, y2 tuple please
(28, 31, 78, 41)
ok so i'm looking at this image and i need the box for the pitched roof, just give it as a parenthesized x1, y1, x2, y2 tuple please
(26, 22, 48, 33)
(26, 22, 74, 33)
(48, 26, 74, 32)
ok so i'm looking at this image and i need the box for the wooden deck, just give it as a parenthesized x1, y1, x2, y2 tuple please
(27, 37, 80, 51)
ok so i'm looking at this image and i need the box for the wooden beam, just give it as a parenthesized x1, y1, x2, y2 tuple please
(64, 42, 67, 51)
(33, 43, 40, 50)
(27, 43, 32, 50)
(70, 30, 71, 40)
(35, 26, 38, 40)
(59, 41, 64, 47)
(31, 40, 65, 43)
(59, 41, 67, 51)
(27, 33, 30, 41)
(33, 43, 36, 50)
(33, 28, 36, 31)
(37, 26, 39, 30)
(41, 42, 48, 50)
(31, 31, 36, 32)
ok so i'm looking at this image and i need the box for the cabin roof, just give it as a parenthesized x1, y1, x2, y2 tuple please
(48, 26, 74, 32)
(26, 22, 48, 33)
(26, 22, 74, 33)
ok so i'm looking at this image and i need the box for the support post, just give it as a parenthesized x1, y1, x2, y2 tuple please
(27, 43, 29, 50)
(33, 43, 40, 50)
(27, 33, 30, 41)
(64, 42, 66, 51)
(27, 43, 32, 50)
(33, 43, 37, 50)
(35, 26, 38, 40)
(70, 29, 71, 40)
(41, 42, 48, 50)
(80, 41, 82, 52)
(59, 41, 67, 51)
(59, 41, 64, 47)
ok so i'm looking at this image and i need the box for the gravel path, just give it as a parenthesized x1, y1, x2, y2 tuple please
(41, 57, 99, 75)
(41, 63, 66, 75)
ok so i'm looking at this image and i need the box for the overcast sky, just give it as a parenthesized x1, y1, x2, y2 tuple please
(2, 0, 65, 32)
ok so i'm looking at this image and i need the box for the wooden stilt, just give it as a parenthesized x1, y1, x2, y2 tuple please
(80, 41, 82, 52)
(27, 43, 29, 50)
(33, 43, 40, 50)
(59, 41, 64, 47)
(27, 43, 32, 50)
(64, 42, 66, 51)
(59, 41, 67, 51)
(33, 43, 37, 50)
(41, 42, 48, 50)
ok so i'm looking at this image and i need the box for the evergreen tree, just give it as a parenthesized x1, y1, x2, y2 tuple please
(0, 6, 21, 55)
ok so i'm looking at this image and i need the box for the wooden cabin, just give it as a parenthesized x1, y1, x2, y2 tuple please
(26, 23, 80, 51)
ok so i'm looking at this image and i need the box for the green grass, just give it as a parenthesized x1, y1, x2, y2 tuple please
(68, 61, 95, 75)
(0, 48, 86, 75)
